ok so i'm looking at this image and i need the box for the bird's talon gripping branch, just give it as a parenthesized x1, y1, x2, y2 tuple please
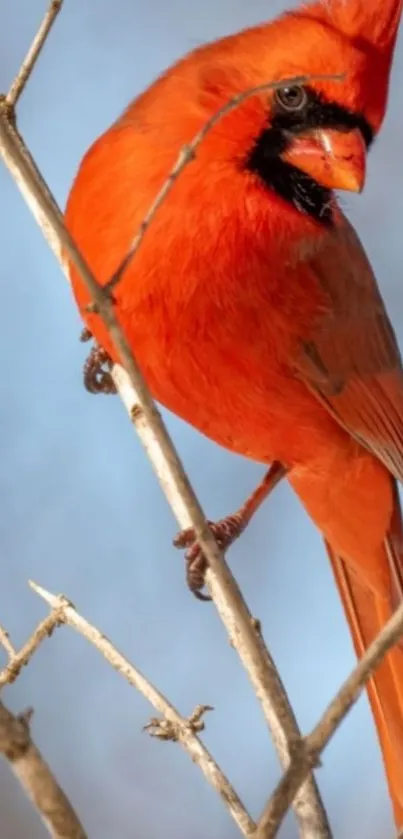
(82, 341, 116, 395)
(174, 462, 286, 600)
(174, 513, 248, 600)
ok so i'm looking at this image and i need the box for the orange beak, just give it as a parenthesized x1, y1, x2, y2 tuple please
(281, 127, 367, 193)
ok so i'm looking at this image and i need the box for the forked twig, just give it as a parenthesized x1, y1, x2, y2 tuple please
(29, 582, 255, 837)
(0, 611, 63, 688)
(255, 600, 403, 837)
(0, 615, 87, 839)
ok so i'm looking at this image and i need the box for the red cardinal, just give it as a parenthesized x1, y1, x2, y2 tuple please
(65, 0, 403, 823)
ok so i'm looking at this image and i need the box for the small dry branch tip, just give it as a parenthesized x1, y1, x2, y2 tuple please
(145, 704, 214, 742)
(251, 617, 262, 635)
(6, 0, 64, 108)
(188, 704, 214, 733)
(18, 707, 35, 727)
(144, 717, 179, 742)
(0, 623, 16, 658)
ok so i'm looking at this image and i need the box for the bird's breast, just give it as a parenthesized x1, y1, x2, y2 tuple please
(98, 246, 347, 467)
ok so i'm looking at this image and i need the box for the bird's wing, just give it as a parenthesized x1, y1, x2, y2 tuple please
(294, 214, 403, 480)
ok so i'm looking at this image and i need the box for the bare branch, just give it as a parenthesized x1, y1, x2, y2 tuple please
(256, 600, 403, 838)
(0, 105, 330, 836)
(30, 582, 256, 837)
(105, 73, 344, 292)
(6, 1, 63, 108)
(0, 700, 87, 839)
(0, 610, 63, 688)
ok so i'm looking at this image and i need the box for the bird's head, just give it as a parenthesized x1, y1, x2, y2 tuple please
(165, 0, 402, 227)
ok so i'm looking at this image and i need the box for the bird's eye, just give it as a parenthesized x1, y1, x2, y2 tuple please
(274, 85, 308, 112)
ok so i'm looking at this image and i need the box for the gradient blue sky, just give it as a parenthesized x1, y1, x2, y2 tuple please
(1, 2, 403, 837)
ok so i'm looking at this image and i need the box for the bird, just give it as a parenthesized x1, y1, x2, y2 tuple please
(65, 0, 403, 825)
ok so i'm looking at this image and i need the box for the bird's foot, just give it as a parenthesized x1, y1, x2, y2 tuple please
(81, 328, 116, 395)
(173, 512, 246, 601)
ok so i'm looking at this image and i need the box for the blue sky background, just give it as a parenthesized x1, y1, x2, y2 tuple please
(1, 2, 403, 837)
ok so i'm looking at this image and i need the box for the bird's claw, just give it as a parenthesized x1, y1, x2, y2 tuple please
(81, 330, 116, 395)
(173, 513, 245, 601)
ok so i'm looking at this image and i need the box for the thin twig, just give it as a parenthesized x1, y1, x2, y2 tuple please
(105, 73, 344, 292)
(30, 582, 255, 837)
(0, 623, 16, 658)
(6, 1, 63, 108)
(0, 611, 63, 688)
(0, 102, 330, 836)
(255, 600, 403, 838)
(0, 699, 87, 839)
